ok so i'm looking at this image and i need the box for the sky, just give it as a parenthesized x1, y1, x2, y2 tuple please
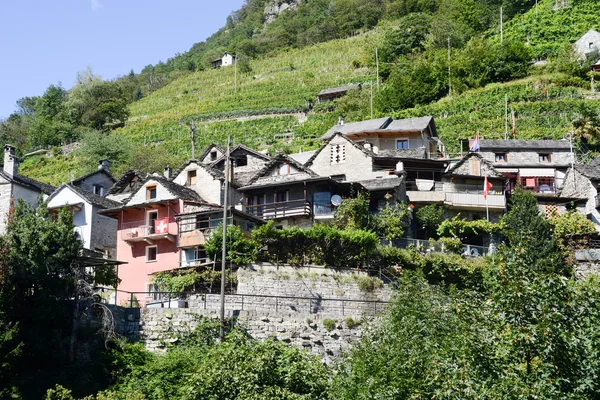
(0, 0, 246, 119)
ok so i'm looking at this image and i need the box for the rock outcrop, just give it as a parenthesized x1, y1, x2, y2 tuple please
(264, 0, 301, 24)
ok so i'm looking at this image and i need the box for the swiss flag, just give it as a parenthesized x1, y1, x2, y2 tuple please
(483, 177, 493, 200)
(154, 218, 169, 234)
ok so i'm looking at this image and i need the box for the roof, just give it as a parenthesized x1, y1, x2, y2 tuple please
(375, 148, 428, 159)
(321, 117, 392, 140)
(246, 153, 319, 187)
(317, 84, 361, 97)
(445, 152, 504, 178)
(49, 184, 121, 210)
(479, 140, 572, 151)
(198, 143, 225, 163)
(305, 132, 376, 167)
(0, 169, 55, 195)
(320, 116, 437, 140)
(358, 177, 403, 191)
(171, 159, 224, 181)
(288, 150, 317, 164)
(106, 169, 148, 196)
(574, 164, 600, 181)
(210, 144, 271, 168)
(71, 168, 115, 187)
(144, 174, 204, 203)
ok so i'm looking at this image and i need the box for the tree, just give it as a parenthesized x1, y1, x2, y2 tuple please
(415, 204, 444, 239)
(333, 191, 372, 230)
(374, 202, 411, 241)
(204, 223, 259, 265)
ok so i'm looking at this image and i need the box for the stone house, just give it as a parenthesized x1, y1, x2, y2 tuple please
(316, 84, 361, 103)
(47, 183, 121, 257)
(320, 116, 445, 159)
(574, 29, 600, 60)
(106, 169, 149, 204)
(0, 144, 55, 234)
(198, 143, 225, 165)
(478, 139, 573, 195)
(211, 52, 237, 68)
(170, 160, 227, 206)
(70, 159, 115, 196)
(560, 164, 600, 230)
(238, 153, 354, 228)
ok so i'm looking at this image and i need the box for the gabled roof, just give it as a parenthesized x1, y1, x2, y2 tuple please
(479, 139, 571, 151)
(386, 116, 436, 135)
(574, 164, 600, 181)
(318, 84, 361, 97)
(106, 169, 148, 196)
(210, 144, 271, 168)
(142, 174, 204, 203)
(244, 153, 319, 187)
(171, 159, 224, 181)
(321, 117, 392, 140)
(0, 169, 55, 195)
(305, 132, 375, 167)
(375, 148, 428, 160)
(49, 184, 121, 210)
(445, 152, 503, 178)
(198, 143, 225, 164)
(71, 168, 115, 187)
(358, 177, 404, 191)
(288, 150, 317, 164)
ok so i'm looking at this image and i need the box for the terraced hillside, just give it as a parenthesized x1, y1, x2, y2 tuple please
(397, 76, 599, 153)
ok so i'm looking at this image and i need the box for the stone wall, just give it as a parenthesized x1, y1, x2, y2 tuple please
(109, 264, 392, 360)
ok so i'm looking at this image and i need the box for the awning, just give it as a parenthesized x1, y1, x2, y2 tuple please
(519, 168, 555, 178)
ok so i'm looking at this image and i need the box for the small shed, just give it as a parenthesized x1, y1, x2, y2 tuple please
(574, 29, 600, 59)
(211, 52, 237, 68)
(317, 84, 361, 103)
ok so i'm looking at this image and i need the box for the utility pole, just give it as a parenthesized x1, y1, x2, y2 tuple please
(500, 7, 503, 43)
(190, 120, 197, 159)
(219, 135, 231, 341)
(234, 54, 237, 94)
(447, 37, 452, 97)
(375, 48, 380, 90)
(370, 81, 374, 119)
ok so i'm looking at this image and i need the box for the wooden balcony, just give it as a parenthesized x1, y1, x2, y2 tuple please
(120, 220, 175, 245)
(246, 199, 311, 220)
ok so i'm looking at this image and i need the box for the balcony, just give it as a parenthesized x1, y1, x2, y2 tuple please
(177, 216, 232, 248)
(246, 199, 311, 220)
(444, 193, 506, 209)
(120, 220, 175, 245)
(406, 180, 445, 203)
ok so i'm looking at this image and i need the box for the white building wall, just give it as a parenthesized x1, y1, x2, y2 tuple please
(0, 178, 12, 235)
(127, 180, 176, 206)
(47, 186, 92, 248)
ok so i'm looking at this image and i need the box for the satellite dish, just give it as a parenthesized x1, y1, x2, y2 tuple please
(331, 195, 342, 206)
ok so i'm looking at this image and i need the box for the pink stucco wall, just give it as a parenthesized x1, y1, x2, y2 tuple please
(115, 201, 182, 306)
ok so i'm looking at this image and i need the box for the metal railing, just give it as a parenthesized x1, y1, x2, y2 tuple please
(111, 289, 389, 316)
(120, 220, 174, 240)
(178, 216, 233, 235)
(246, 199, 311, 219)
(389, 238, 491, 257)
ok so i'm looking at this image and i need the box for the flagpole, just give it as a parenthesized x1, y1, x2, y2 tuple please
(486, 197, 489, 222)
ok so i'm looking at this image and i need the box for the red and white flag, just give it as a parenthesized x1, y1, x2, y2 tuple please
(483, 177, 493, 200)
(154, 218, 169, 234)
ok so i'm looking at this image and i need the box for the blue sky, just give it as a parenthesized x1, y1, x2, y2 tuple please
(0, 0, 245, 119)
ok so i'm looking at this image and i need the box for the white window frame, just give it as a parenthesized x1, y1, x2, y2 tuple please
(92, 184, 104, 196)
(146, 210, 158, 234)
(145, 245, 158, 263)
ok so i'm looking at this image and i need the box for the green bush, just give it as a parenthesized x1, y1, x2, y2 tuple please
(344, 317, 361, 329)
(323, 319, 337, 332)
(354, 275, 384, 293)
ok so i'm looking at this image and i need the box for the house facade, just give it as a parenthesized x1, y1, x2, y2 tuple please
(574, 29, 600, 60)
(0, 144, 55, 234)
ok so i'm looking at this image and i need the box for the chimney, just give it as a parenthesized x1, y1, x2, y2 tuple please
(3, 144, 18, 177)
(98, 159, 110, 172)
(163, 166, 172, 179)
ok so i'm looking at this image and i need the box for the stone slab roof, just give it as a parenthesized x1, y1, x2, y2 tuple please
(288, 150, 317, 164)
(0, 169, 55, 195)
(446, 152, 503, 178)
(49, 184, 122, 210)
(375, 148, 428, 159)
(321, 117, 392, 140)
(358, 177, 403, 191)
(171, 159, 224, 181)
(317, 84, 361, 96)
(479, 140, 571, 151)
(574, 164, 600, 181)
(71, 168, 115, 187)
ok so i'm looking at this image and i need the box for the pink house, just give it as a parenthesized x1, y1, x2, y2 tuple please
(101, 173, 204, 306)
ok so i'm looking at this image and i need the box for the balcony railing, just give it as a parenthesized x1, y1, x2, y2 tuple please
(246, 199, 312, 219)
(120, 220, 175, 244)
(445, 193, 506, 209)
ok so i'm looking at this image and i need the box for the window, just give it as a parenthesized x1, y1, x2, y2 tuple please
(396, 140, 409, 150)
(146, 185, 157, 200)
(330, 144, 346, 164)
(235, 155, 248, 167)
(92, 184, 104, 196)
(495, 153, 507, 162)
(330, 174, 346, 182)
(271, 163, 290, 176)
(590, 42, 594, 49)
(275, 191, 289, 203)
(539, 153, 551, 162)
(146, 283, 161, 301)
(146, 245, 157, 262)
(147, 210, 158, 234)
(209, 151, 218, 161)
(187, 170, 197, 186)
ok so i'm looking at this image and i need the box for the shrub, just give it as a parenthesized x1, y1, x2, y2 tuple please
(415, 204, 444, 239)
(344, 317, 360, 329)
(355, 275, 384, 293)
(323, 319, 337, 332)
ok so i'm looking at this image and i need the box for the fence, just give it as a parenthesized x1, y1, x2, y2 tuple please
(109, 290, 389, 316)
(389, 238, 492, 257)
